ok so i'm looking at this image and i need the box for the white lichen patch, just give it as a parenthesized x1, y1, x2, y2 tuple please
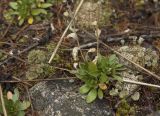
(115, 44, 159, 98)
(117, 45, 159, 70)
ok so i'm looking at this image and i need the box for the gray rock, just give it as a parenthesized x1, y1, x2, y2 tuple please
(29, 80, 113, 116)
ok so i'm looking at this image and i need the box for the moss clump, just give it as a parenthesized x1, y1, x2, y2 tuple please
(46, 43, 61, 63)
(26, 50, 54, 80)
(26, 63, 54, 80)
(116, 100, 135, 116)
(0, 52, 7, 61)
(28, 50, 47, 64)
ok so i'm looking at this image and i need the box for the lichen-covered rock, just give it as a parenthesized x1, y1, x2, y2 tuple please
(117, 45, 159, 71)
(74, 0, 112, 29)
(29, 80, 113, 116)
(113, 44, 159, 99)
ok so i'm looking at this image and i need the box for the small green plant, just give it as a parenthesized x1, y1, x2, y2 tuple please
(76, 54, 124, 103)
(116, 99, 135, 116)
(5, 0, 53, 25)
(0, 88, 30, 116)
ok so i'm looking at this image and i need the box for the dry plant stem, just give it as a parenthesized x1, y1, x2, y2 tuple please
(76, 35, 85, 61)
(12, 76, 32, 86)
(48, 0, 84, 63)
(15, 24, 29, 40)
(24, 86, 34, 116)
(0, 77, 77, 83)
(68, 6, 85, 61)
(0, 42, 38, 66)
(54, 66, 74, 73)
(0, 41, 27, 47)
(100, 41, 160, 81)
(1, 21, 13, 40)
(96, 28, 100, 57)
(0, 50, 26, 63)
(123, 79, 160, 89)
(0, 85, 7, 116)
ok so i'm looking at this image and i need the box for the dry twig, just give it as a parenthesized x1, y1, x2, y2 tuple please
(0, 85, 7, 116)
(48, 0, 84, 63)
(123, 79, 160, 89)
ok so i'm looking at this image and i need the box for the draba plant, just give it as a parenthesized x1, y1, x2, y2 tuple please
(76, 54, 124, 103)
(5, 0, 53, 25)
(0, 88, 30, 116)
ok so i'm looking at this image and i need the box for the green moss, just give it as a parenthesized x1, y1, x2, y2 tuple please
(26, 49, 55, 80)
(0, 52, 7, 61)
(46, 43, 61, 63)
(26, 63, 54, 80)
(116, 100, 135, 116)
(28, 50, 47, 64)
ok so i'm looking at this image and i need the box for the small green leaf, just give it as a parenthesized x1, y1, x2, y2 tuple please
(18, 18, 25, 26)
(119, 90, 129, 98)
(40, 3, 52, 8)
(99, 73, 108, 83)
(109, 88, 119, 96)
(113, 75, 123, 82)
(98, 88, 103, 99)
(17, 111, 25, 116)
(88, 62, 98, 73)
(115, 64, 123, 68)
(31, 9, 47, 16)
(79, 84, 91, 94)
(9, 2, 18, 10)
(19, 101, 30, 111)
(109, 54, 117, 62)
(12, 88, 19, 103)
(87, 62, 99, 77)
(131, 92, 140, 101)
(86, 88, 97, 103)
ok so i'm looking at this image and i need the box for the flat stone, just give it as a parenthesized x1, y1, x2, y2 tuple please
(29, 80, 113, 116)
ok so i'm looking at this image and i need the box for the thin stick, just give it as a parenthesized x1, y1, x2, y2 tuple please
(12, 76, 32, 86)
(1, 21, 12, 40)
(0, 77, 77, 83)
(24, 86, 34, 116)
(48, 0, 84, 63)
(0, 85, 7, 116)
(100, 41, 160, 81)
(123, 79, 160, 89)
(0, 50, 26, 63)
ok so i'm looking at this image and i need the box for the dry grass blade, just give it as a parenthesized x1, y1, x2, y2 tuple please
(0, 77, 77, 83)
(48, 0, 84, 63)
(0, 85, 7, 116)
(123, 79, 160, 89)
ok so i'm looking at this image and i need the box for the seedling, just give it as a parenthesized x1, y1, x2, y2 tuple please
(5, 0, 53, 25)
(76, 54, 124, 103)
(0, 88, 30, 116)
